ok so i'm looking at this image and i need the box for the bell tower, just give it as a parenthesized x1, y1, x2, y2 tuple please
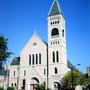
(48, 0, 68, 89)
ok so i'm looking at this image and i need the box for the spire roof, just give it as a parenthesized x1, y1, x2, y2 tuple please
(48, 0, 61, 16)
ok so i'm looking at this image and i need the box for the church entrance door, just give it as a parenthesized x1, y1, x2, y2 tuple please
(54, 82, 61, 90)
(30, 77, 39, 90)
(30, 84, 38, 90)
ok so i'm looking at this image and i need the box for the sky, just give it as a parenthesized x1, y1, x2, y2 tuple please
(0, 0, 90, 72)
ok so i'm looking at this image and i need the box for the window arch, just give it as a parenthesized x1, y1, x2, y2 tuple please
(51, 28, 59, 36)
(55, 67, 58, 74)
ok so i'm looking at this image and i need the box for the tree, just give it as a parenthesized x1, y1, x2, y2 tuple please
(0, 34, 12, 67)
(61, 70, 88, 90)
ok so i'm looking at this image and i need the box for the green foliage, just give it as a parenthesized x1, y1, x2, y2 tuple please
(0, 34, 12, 67)
(61, 70, 89, 90)
(86, 84, 90, 89)
(36, 83, 45, 90)
(0, 87, 4, 90)
(7, 87, 14, 90)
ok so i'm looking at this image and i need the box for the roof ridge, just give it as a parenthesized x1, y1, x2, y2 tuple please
(32, 33, 47, 46)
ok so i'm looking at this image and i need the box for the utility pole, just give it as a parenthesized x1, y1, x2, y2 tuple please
(71, 68, 74, 90)
(71, 64, 80, 90)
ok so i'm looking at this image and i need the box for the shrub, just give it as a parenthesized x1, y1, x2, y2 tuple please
(0, 87, 4, 90)
(86, 84, 90, 89)
(36, 83, 45, 90)
(7, 87, 14, 90)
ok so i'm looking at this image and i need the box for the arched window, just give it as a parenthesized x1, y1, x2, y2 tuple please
(36, 54, 38, 64)
(32, 54, 34, 65)
(53, 51, 55, 63)
(53, 42, 55, 45)
(51, 42, 52, 45)
(62, 29, 64, 37)
(39, 54, 41, 64)
(55, 67, 58, 74)
(56, 41, 57, 44)
(24, 70, 26, 76)
(44, 69, 46, 75)
(56, 51, 59, 62)
(29, 55, 31, 65)
(51, 28, 59, 36)
(51, 22, 52, 25)
(14, 71, 15, 77)
(58, 21, 59, 23)
(11, 83, 13, 87)
(58, 41, 59, 44)
(22, 79, 26, 89)
(15, 83, 16, 87)
(53, 22, 54, 24)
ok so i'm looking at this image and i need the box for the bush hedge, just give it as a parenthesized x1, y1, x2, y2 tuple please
(0, 87, 4, 90)
(7, 87, 14, 90)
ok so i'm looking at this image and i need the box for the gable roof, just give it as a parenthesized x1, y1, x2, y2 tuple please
(11, 57, 20, 65)
(67, 60, 77, 70)
(20, 32, 48, 57)
(48, 0, 61, 16)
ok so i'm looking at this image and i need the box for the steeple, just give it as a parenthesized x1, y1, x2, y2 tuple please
(48, 0, 61, 16)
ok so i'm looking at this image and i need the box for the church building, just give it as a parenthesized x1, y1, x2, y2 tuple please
(8, 0, 72, 90)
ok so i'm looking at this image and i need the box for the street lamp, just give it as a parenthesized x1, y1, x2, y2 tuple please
(74, 64, 80, 67)
(71, 64, 80, 90)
